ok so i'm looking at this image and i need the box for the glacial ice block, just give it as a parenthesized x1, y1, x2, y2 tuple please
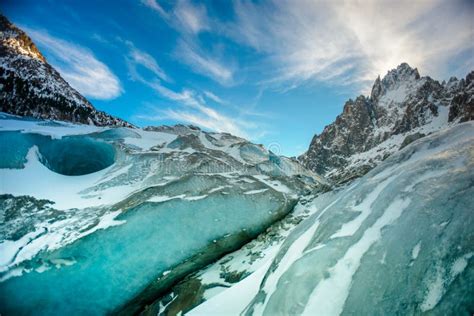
(0, 115, 318, 315)
(0, 187, 295, 315)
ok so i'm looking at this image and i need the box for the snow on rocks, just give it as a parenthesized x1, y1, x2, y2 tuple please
(300, 63, 474, 184)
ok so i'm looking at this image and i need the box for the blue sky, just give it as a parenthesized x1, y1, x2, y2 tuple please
(1, 0, 473, 156)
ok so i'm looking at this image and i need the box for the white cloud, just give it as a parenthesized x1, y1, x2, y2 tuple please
(203, 90, 226, 104)
(126, 44, 264, 131)
(142, 0, 472, 92)
(140, 0, 167, 17)
(123, 41, 256, 138)
(227, 0, 474, 91)
(143, 81, 253, 138)
(142, 0, 209, 34)
(24, 28, 122, 100)
(142, 0, 235, 85)
(176, 40, 234, 85)
(125, 42, 169, 82)
(173, 0, 210, 34)
(163, 107, 248, 138)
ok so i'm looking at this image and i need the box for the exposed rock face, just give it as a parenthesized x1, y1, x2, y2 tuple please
(448, 72, 474, 123)
(300, 63, 474, 183)
(0, 15, 132, 127)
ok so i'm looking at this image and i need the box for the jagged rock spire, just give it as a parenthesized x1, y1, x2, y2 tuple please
(370, 63, 421, 102)
(300, 62, 473, 183)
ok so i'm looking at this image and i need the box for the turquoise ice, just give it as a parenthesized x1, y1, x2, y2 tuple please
(0, 116, 315, 315)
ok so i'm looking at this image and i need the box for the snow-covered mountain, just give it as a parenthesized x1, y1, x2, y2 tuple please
(300, 63, 474, 183)
(0, 15, 132, 127)
(0, 114, 324, 314)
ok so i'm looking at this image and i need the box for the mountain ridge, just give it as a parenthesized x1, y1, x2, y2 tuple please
(299, 62, 473, 183)
(0, 15, 132, 127)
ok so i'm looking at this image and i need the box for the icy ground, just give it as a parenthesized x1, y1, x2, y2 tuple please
(189, 121, 474, 315)
(0, 114, 324, 314)
(0, 114, 472, 315)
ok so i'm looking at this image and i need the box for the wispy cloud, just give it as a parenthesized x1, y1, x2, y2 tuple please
(142, 0, 210, 34)
(162, 106, 250, 138)
(173, 0, 210, 34)
(204, 88, 273, 120)
(141, 0, 473, 92)
(124, 41, 259, 138)
(175, 40, 235, 85)
(226, 0, 473, 92)
(142, 0, 235, 85)
(203, 90, 226, 105)
(24, 28, 122, 100)
(125, 41, 169, 82)
(138, 82, 255, 138)
(140, 0, 167, 17)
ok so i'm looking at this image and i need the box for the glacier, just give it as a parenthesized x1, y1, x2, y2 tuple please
(1, 113, 472, 315)
(0, 114, 324, 315)
(190, 121, 474, 315)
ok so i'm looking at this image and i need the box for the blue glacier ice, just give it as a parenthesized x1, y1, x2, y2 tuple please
(39, 136, 116, 176)
(0, 131, 36, 168)
(0, 191, 291, 314)
(0, 115, 321, 315)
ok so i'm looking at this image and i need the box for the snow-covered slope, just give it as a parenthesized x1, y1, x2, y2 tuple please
(0, 114, 324, 315)
(0, 15, 132, 127)
(300, 63, 474, 183)
(190, 121, 474, 315)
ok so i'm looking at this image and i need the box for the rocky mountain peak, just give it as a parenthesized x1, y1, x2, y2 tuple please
(370, 63, 421, 103)
(466, 70, 474, 83)
(383, 63, 421, 85)
(0, 15, 132, 127)
(0, 15, 45, 62)
(301, 63, 473, 183)
(370, 75, 382, 102)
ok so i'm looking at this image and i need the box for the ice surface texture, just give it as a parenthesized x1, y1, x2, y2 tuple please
(0, 115, 318, 314)
(192, 122, 474, 315)
(0, 191, 292, 314)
